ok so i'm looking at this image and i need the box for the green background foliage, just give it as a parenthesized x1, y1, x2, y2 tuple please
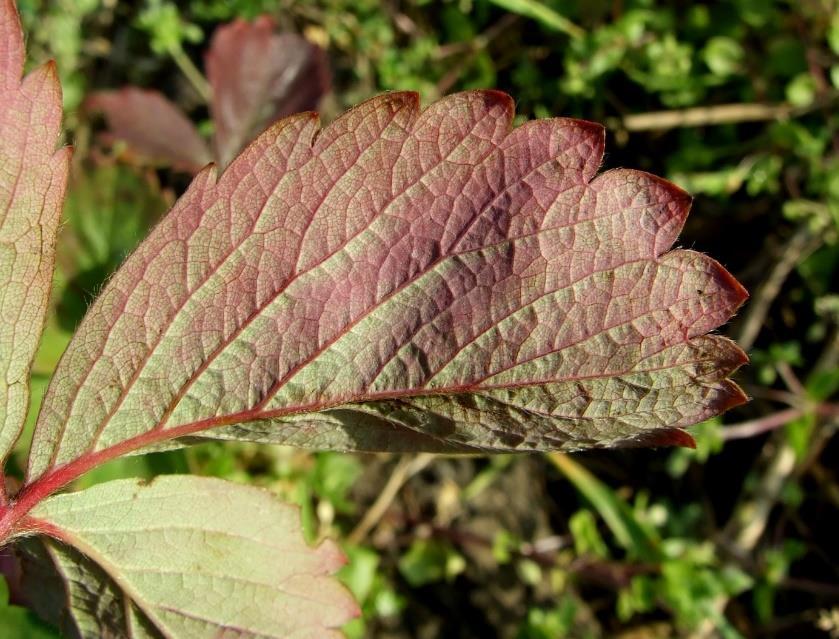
(3, 1, 838, 637)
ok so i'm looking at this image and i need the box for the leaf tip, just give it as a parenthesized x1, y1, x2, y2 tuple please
(41, 58, 58, 78)
(55, 144, 74, 162)
(728, 341, 750, 370)
(719, 379, 750, 412)
(471, 88, 516, 122)
(573, 117, 607, 140)
(666, 429, 697, 449)
(644, 172, 693, 254)
(633, 428, 697, 449)
(480, 87, 516, 107)
(312, 539, 362, 620)
(381, 89, 421, 112)
(314, 537, 350, 573)
(708, 256, 749, 313)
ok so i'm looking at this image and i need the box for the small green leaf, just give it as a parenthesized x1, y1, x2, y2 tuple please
(806, 368, 839, 402)
(702, 37, 744, 77)
(398, 539, 465, 587)
(784, 413, 816, 462)
(786, 73, 817, 107)
(137, 0, 203, 55)
(828, 13, 839, 55)
(518, 599, 578, 639)
(338, 545, 380, 603)
(26, 476, 359, 638)
(569, 509, 609, 559)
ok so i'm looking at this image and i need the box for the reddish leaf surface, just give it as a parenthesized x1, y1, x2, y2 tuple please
(85, 88, 211, 173)
(0, 0, 70, 461)
(25, 91, 747, 487)
(207, 15, 331, 168)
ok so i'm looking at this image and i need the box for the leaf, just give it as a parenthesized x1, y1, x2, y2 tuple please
(206, 15, 331, 168)
(0, 576, 58, 638)
(26, 90, 747, 487)
(486, 0, 584, 39)
(20, 476, 357, 638)
(0, 0, 70, 461)
(549, 453, 658, 561)
(85, 88, 211, 173)
(88, 15, 330, 173)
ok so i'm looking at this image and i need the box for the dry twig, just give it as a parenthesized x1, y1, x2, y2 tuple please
(348, 453, 435, 545)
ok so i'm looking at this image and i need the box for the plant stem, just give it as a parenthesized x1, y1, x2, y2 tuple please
(691, 337, 839, 638)
(622, 92, 839, 132)
(722, 404, 839, 440)
(721, 407, 803, 441)
(735, 224, 823, 352)
(347, 453, 434, 545)
(170, 45, 211, 103)
(624, 103, 795, 132)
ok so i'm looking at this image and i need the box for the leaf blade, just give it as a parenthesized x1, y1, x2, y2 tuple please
(27, 90, 747, 483)
(0, 0, 70, 461)
(548, 452, 659, 560)
(24, 476, 358, 638)
(486, 0, 585, 39)
(85, 88, 211, 173)
(206, 15, 330, 168)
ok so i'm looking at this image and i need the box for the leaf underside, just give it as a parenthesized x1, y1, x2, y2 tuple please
(0, 0, 69, 461)
(21, 476, 357, 638)
(27, 89, 747, 483)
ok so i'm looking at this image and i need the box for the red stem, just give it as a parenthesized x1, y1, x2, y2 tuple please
(2, 395, 837, 543)
(721, 402, 839, 441)
(0, 380, 486, 541)
(0, 405, 268, 542)
(721, 407, 804, 441)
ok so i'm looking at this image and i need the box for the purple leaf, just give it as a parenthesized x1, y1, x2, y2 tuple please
(206, 15, 330, 168)
(86, 88, 211, 173)
(25, 91, 747, 488)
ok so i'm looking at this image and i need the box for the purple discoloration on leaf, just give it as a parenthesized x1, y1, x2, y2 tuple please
(87, 15, 329, 172)
(27, 90, 747, 482)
